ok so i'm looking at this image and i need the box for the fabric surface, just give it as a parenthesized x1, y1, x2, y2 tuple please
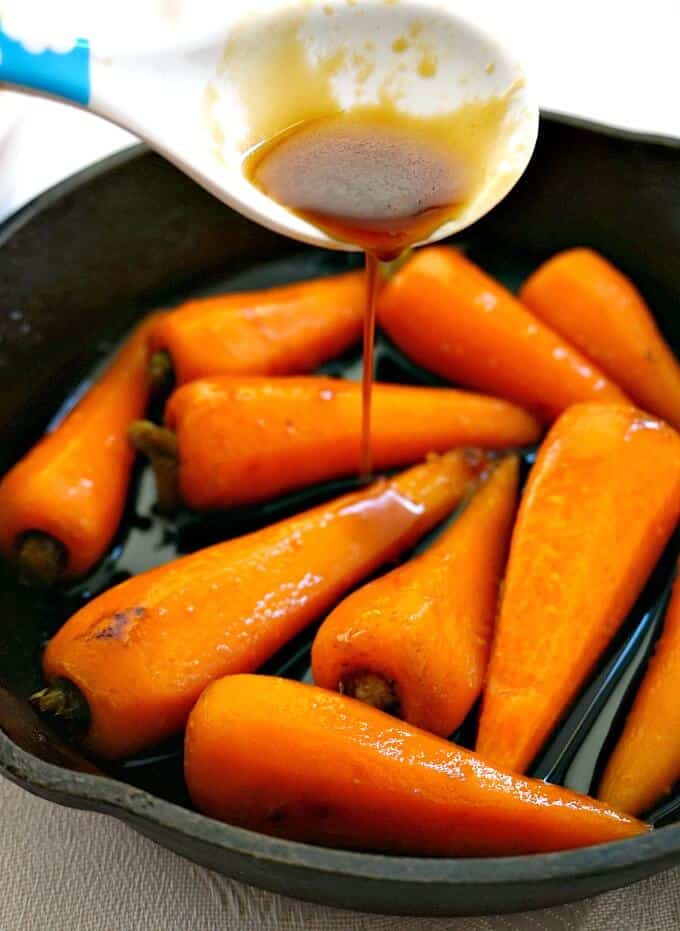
(0, 778, 677, 931)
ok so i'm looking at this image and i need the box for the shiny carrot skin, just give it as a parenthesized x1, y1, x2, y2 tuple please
(312, 456, 519, 736)
(185, 675, 646, 856)
(42, 451, 483, 759)
(599, 569, 680, 815)
(162, 375, 540, 509)
(149, 270, 364, 385)
(0, 317, 155, 581)
(477, 403, 680, 774)
(378, 247, 627, 421)
(520, 248, 680, 430)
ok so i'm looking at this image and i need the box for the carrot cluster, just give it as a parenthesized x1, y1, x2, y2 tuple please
(4, 245, 680, 857)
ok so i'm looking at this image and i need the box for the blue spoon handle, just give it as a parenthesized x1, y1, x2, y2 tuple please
(0, 29, 91, 105)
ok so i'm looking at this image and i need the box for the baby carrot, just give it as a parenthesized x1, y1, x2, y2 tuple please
(378, 247, 627, 421)
(37, 451, 483, 759)
(131, 375, 540, 511)
(520, 248, 680, 430)
(185, 675, 647, 856)
(312, 456, 519, 737)
(148, 270, 364, 387)
(0, 317, 156, 582)
(476, 403, 680, 774)
(598, 569, 680, 815)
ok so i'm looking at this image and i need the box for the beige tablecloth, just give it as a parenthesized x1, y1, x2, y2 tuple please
(1, 777, 677, 931)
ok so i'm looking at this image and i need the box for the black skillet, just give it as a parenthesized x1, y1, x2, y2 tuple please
(0, 114, 679, 916)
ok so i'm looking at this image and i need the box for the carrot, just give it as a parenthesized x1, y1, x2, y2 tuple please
(520, 248, 680, 430)
(131, 375, 540, 511)
(312, 456, 518, 736)
(185, 675, 646, 856)
(37, 451, 483, 759)
(0, 317, 156, 582)
(148, 270, 364, 388)
(377, 247, 627, 421)
(476, 403, 680, 774)
(598, 568, 680, 815)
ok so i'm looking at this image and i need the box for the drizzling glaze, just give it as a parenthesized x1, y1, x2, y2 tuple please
(228, 2, 518, 477)
(361, 253, 381, 477)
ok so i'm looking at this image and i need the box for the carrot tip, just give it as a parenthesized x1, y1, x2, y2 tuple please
(17, 532, 67, 586)
(343, 672, 398, 713)
(31, 679, 89, 728)
(148, 349, 174, 393)
(128, 419, 180, 513)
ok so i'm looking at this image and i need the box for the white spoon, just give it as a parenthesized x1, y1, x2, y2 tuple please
(0, 0, 538, 250)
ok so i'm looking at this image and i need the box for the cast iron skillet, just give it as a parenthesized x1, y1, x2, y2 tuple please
(0, 114, 679, 917)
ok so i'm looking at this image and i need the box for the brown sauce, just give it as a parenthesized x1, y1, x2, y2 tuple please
(244, 109, 472, 260)
(244, 107, 486, 475)
(361, 253, 380, 477)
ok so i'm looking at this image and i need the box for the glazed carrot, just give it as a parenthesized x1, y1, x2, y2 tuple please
(520, 248, 680, 430)
(378, 247, 627, 421)
(148, 270, 364, 387)
(0, 317, 156, 582)
(131, 375, 540, 511)
(185, 675, 646, 855)
(37, 451, 483, 759)
(476, 403, 680, 774)
(599, 569, 680, 815)
(312, 456, 518, 736)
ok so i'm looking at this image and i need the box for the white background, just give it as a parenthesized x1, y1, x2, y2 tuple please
(0, 0, 679, 219)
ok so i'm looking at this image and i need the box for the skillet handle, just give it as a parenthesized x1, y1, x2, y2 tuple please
(0, 28, 90, 105)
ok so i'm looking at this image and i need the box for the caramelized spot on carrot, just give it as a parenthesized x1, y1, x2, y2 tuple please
(88, 606, 146, 643)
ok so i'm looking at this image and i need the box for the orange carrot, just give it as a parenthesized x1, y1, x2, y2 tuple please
(148, 270, 364, 386)
(598, 568, 680, 815)
(38, 451, 483, 759)
(185, 675, 647, 856)
(132, 375, 540, 511)
(312, 456, 518, 736)
(0, 317, 156, 582)
(378, 247, 627, 421)
(520, 248, 680, 430)
(476, 403, 680, 774)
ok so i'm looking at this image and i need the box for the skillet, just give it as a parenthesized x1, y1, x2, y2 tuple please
(0, 113, 679, 916)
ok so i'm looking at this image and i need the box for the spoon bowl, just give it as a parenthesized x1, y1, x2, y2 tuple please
(0, 0, 538, 249)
